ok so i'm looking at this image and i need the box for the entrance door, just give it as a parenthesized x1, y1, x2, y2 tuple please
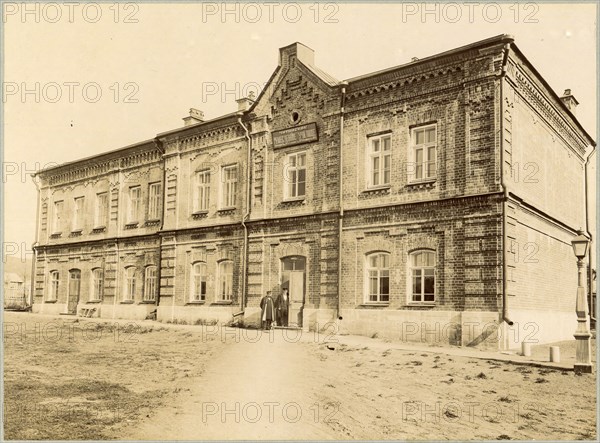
(288, 271, 304, 327)
(67, 269, 81, 314)
(281, 256, 305, 328)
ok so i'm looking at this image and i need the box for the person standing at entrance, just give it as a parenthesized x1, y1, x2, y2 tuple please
(276, 288, 289, 327)
(260, 291, 275, 330)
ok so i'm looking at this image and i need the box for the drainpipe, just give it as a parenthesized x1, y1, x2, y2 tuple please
(237, 114, 251, 317)
(337, 82, 348, 320)
(30, 175, 41, 308)
(584, 150, 595, 322)
(499, 43, 514, 327)
(155, 138, 165, 312)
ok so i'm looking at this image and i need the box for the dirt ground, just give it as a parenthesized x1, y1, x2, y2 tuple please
(3, 311, 597, 440)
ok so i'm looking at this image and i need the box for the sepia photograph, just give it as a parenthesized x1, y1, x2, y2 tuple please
(1, 1, 598, 440)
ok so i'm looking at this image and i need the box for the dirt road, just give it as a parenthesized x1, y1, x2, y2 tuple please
(127, 328, 341, 440)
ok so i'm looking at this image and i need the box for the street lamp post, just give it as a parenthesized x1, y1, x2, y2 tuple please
(571, 230, 593, 374)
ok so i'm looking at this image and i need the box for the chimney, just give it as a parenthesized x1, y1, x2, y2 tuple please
(183, 108, 204, 126)
(560, 89, 579, 115)
(236, 91, 256, 112)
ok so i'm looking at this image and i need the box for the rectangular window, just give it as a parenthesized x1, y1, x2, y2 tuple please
(221, 165, 237, 208)
(95, 193, 108, 227)
(91, 269, 103, 301)
(411, 125, 437, 181)
(124, 267, 136, 301)
(368, 134, 391, 187)
(285, 152, 306, 199)
(410, 251, 436, 303)
(194, 170, 210, 212)
(48, 271, 59, 301)
(53, 201, 64, 233)
(148, 183, 161, 220)
(144, 266, 157, 301)
(218, 261, 233, 301)
(366, 253, 390, 303)
(128, 186, 141, 223)
(72, 197, 84, 231)
(191, 262, 207, 302)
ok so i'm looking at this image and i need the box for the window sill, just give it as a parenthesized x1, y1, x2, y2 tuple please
(120, 300, 135, 304)
(139, 300, 156, 304)
(91, 226, 106, 233)
(211, 301, 233, 305)
(282, 197, 306, 203)
(44, 299, 58, 304)
(124, 223, 139, 229)
(144, 219, 160, 227)
(191, 211, 209, 219)
(50, 233, 62, 239)
(404, 302, 436, 308)
(86, 299, 103, 304)
(186, 301, 206, 305)
(406, 179, 436, 189)
(360, 186, 391, 198)
(217, 207, 236, 215)
(359, 302, 390, 308)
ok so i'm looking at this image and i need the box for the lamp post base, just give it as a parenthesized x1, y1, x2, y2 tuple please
(574, 364, 593, 374)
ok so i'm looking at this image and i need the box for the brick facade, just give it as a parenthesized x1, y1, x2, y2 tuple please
(32, 35, 595, 350)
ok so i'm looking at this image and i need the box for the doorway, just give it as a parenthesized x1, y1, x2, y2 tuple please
(67, 269, 81, 314)
(280, 256, 305, 328)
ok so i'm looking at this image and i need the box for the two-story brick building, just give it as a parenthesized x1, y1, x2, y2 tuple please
(31, 35, 595, 349)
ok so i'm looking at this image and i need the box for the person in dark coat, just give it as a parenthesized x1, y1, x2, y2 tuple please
(276, 288, 290, 327)
(260, 291, 276, 330)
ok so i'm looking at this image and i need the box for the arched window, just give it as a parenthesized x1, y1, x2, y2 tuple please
(365, 252, 390, 303)
(144, 266, 157, 302)
(191, 262, 207, 302)
(410, 250, 436, 303)
(91, 268, 104, 301)
(218, 260, 233, 301)
(123, 266, 136, 301)
(48, 271, 59, 301)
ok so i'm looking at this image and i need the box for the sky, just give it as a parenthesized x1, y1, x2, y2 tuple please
(2, 1, 598, 260)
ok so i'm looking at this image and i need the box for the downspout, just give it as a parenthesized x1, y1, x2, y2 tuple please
(584, 151, 595, 322)
(237, 115, 251, 317)
(337, 82, 348, 320)
(30, 175, 41, 308)
(155, 138, 165, 312)
(499, 43, 514, 326)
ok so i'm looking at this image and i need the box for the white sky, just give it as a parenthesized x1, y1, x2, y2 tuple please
(2, 2, 598, 253)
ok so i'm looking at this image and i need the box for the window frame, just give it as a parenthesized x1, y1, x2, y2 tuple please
(284, 151, 307, 200)
(48, 270, 59, 301)
(148, 182, 162, 220)
(408, 250, 436, 304)
(193, 170, 211, 213)
(72, 196, 84, 231)
(366, 133, 392, 189)
(364, 252, 391, 304)
(220, 164, 238, 209)
(127, 186, 141, 223)
(143, 266, 157, 302)
(52, 201, 64, 233)
(190, 262, 207, 302)
(123, 266, 136, 301)
(409, 124, 437, 183)
(95, 192, 108, 228)
(90, 268, 104, 301)
(217, 260, 233, 301)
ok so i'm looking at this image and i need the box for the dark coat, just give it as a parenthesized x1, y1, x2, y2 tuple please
(260, 295, 275, 321)
(276, 292, 289, 314)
